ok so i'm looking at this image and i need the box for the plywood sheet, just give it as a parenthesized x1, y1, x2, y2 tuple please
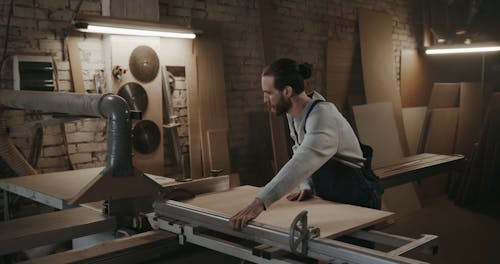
(420, 108, 459, 203)
(194, 35, 231, 177)
(358, 9, 409, 156)
(326, 41, 364, 114)
(353, 102, 403, 167)
(353, 102, 421, 215)
(456, 82, 481, 156)
(428, 83, 460, 109)
(186, 56, 203, 179)
(402, 107, 428, 155)
(401, 49, 431, 107)
(184, 186, 393, 238)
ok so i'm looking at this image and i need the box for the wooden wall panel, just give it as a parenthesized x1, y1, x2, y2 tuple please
(110, 36, 164, 176)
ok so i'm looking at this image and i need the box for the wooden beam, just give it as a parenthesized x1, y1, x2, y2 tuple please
(22, 230, 178, 264)
(0, 207, 116, 255)
(66, 36, 85, 93)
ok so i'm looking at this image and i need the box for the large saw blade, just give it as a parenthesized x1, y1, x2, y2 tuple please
(129, 45, 159, 83)
(117, 82, 148, 113)
(132, 120, 161, 155)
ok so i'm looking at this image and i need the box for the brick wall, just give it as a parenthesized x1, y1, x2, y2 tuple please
(0, 0, 105, 174)
(0, 0, 419, 183)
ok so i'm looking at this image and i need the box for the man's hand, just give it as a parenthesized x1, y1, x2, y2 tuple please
(286, 189, 313, 201)
(229, 198, 265, 230)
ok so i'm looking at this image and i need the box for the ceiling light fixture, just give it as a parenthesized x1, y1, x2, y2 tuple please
(73, 16, 197, 39)
(425, 43, 500, 55)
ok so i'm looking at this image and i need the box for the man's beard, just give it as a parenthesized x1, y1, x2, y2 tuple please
(274, 95, 291, 116)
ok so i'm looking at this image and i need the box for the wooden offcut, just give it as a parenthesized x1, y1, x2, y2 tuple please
(66, 36, 85, 94)
(400, 49, 431, 107)
(0, 207, 116, 255)
(358, 9, 409, 156)
(184, 186, 394, 239)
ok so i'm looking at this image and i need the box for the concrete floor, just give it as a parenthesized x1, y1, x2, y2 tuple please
(150, 196, 500, 264)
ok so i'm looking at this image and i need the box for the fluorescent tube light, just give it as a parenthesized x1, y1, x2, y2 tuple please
(73, 16, 197, 39)
(79, 25, 196, 39)
(426, 45, 500, 55)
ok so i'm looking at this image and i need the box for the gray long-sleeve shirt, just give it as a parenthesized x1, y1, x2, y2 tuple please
(256, 92, 363, 209)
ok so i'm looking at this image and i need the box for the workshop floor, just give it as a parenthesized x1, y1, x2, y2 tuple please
(149, 196, 500, 264)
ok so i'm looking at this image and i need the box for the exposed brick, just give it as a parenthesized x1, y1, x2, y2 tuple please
(43, 145, 66, 157)
(66, 131, 94, 143)
(69, 152, 92, 163)
(77, 142, 107, 152)
(37, 156, 66, 168)
(37, 0, 69, 9)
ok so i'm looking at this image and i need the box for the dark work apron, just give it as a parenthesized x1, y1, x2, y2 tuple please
(292, 100, 382, 209)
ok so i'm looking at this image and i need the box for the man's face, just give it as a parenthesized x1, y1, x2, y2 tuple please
(262, 76, 291, 116)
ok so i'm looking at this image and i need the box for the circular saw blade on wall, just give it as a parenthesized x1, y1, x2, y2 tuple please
(117, 82, 148, 113)
(132, 120, 161, 155)
(129, 45, 160, 83)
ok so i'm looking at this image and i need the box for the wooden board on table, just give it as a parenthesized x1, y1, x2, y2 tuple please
(420, 108, 459, 204)
(428, 83, 460, 109)
(0, 206, 115, 255)
(402, 107, 427, 155)
(358, 9, 409, 156)
(0, 168, 227, 206)
(352, 102, 422, 216)
(184, 185, 394, 238)
(401, 49, 431, 107)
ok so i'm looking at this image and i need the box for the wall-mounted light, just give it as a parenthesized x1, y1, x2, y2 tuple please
(425, 42, 500, 55)
(73, 16, 197, 39)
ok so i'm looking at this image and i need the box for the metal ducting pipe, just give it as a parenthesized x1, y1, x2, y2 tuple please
(0, 90, 133, 177)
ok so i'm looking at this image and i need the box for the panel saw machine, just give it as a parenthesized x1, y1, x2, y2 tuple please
(0, 90, 439, 263)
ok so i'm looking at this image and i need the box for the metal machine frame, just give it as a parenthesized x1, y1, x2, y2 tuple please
(150, 200, 438, 264)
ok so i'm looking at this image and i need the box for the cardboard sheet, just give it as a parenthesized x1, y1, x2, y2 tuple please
(184, 186, 394, 238)
(402, 107, 428, 155)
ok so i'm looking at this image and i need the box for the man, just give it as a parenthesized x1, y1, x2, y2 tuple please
(229, 58, 381, 230)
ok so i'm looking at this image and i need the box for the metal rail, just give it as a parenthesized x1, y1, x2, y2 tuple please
(152, 200, 437, 264)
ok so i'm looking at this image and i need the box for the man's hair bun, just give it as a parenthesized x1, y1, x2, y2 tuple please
(298, 63, 312, 79)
